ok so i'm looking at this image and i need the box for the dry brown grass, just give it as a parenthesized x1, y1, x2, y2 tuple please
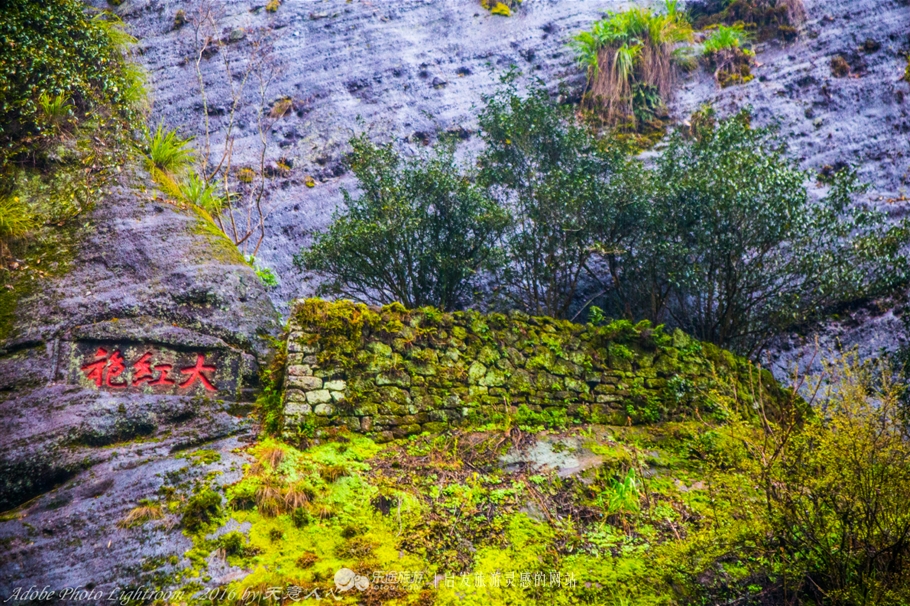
(268, 97, 293, 119)
(255, 475, 284, 517)
(319, 464, 348, 483)
(260, 446, 285, 470)
(118, 503, 163, 528)
(574, 7, 693, 128)
(283, 481, 314, 510)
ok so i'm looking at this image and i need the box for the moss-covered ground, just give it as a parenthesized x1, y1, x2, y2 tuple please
(128, 406, 785, 605)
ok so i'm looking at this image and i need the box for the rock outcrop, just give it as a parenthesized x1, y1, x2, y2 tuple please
(0, 169, 278, 595)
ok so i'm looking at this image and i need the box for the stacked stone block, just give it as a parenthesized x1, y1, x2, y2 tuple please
(282, 299, 784, 441)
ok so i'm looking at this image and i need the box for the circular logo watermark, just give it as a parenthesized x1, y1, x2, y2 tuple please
(333, 568, 370, 593)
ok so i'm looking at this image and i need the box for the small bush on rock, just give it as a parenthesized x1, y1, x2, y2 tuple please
(182, 488, 222, 532)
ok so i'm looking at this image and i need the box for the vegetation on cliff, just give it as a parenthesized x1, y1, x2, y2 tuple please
(0, 0, 145, 341)
(297, 85, 907, 356)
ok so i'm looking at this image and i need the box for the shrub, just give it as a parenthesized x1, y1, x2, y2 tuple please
(703, 25, 755, 86)
(477, 82, 647, 319)
(689, 0, 805, 42)
(757, 356, 910, 604)
(702, 24, 749, 55)
(181, 489, 222, 532)
(632, 112, 908, 355)
(0, 194, 36, 261)
(296, 135, 508, 311)
(572, 2, 693, 128)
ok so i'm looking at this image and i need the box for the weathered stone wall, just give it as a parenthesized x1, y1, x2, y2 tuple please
(283, 299, 786, 440)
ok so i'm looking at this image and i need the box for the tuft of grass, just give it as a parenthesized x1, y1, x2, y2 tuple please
(255, 475, 284, 517)
(143, 124, 194, 176)
(118, 501, 163, 528)
(319, 464, 349, 483)
(689, 0, 805, 42)
(480, 0, 517, 16)
(261, 446, 285, 470)
(831, 55, 850, 78)
(269, 96, 293, 119)
(38, 93, 72, 132)
(265, 0, 280, 12)
(703, 26, 755, 86)
(180, 171, 223, 215)
(284, 481, 314, 510)
(573, 2, 693, 128)
(237, 167, 256, 184)
(702, 25, 749, 55)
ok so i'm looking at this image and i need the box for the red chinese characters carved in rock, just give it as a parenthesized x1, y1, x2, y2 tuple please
(81, 349, 217, 392)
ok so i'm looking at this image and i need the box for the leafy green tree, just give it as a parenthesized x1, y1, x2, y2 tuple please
(477, 82, 646, 319)
(295, 135, 507, 310)
(635, 112, 907, 355)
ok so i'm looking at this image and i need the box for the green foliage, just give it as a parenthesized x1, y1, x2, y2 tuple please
(257, 337, 287, 436)
(514, 404, 568, 431)
(703, 24, 750, 54)
(630, 113, 909, 355)
(298, 89, 905, 356)
(602, 468, 641, 515)
(0, 0, 143, 173)
(296, 135, 508, 311)
(689, 0, 806, 42)
(37, 92, 73, 132)
(572, 3, 693, 128)
(143, 124, 194, 176)
(182, 488, 222, 532)
(477, 82, 646, 318)
(245, 255, 278, 287)
(756, 356, 910, 604)
(180, 170, 224, 215)
(0, 194, 36, 260)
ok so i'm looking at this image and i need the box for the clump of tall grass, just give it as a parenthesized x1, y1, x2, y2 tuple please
(143, 124, 194, 176)
(117, 500, 163, 528)
(573, 1, 693, 127)
(38, 93, 73, 133)
(702, 25, 755, 86)
(702, 24, 749, 55)
(180, 171, 224, 216)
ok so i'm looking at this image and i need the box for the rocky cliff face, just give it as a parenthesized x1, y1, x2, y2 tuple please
(2, 0, 908, 596)
(114, 0, 910, 377)
(0, 168, 278, 595)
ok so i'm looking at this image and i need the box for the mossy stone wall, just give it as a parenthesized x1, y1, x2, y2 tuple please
(283, 299, 786, 440)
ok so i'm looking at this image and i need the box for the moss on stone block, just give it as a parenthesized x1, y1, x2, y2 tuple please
(281, 299, 793, 435)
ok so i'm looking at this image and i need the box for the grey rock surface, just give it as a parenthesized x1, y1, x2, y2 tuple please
(0, 168, 278, 595)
